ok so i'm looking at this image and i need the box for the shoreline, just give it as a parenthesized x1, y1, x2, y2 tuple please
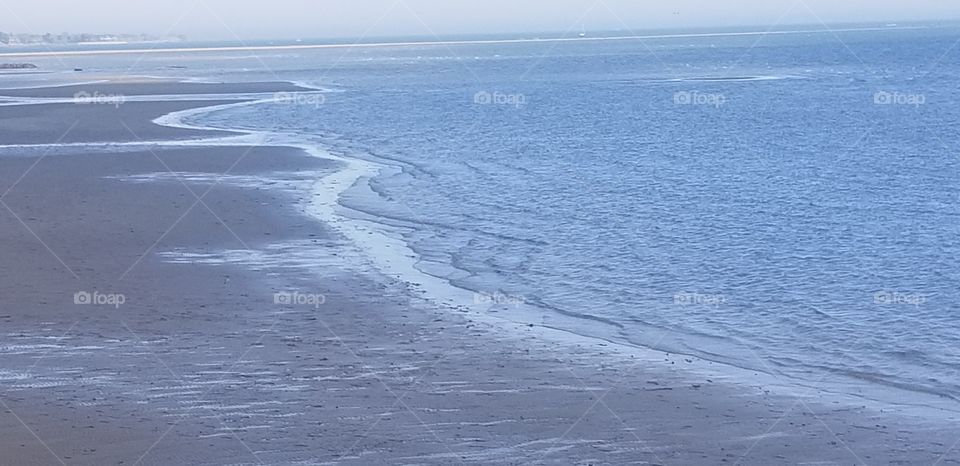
(2, 79, 960, 463)
(3, 78, 959, 416)
(0, 25, 925, 59)
(149, 83, 960, 418)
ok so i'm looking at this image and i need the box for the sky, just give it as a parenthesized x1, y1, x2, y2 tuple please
(1, 0, 959, 40)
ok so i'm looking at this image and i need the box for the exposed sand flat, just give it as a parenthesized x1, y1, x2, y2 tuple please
(0, 81, 313, 98)
(0, 144, 342, 465)
(0, 82, 959, 465)
(0, 101, 242, 144)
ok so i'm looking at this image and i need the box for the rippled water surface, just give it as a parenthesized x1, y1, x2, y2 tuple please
(37, 24, 960, 406)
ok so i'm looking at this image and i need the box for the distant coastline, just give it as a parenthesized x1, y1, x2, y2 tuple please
(0, 24, 926, 58)
(0, 32, 184, 46)
(0, 63, 37, 69)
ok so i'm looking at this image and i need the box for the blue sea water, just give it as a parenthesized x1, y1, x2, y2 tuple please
(25, 24, 960, 407)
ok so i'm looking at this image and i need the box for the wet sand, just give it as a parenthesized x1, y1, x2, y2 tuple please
(1, 80, 960, 465)
(0, 101, 243, 144)
(0, 80, 312, 99)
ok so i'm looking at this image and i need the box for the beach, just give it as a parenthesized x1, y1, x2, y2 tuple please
(1, 78, 959, 465)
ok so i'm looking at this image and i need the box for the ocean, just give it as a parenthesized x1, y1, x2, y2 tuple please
(16, 23, 960, 410)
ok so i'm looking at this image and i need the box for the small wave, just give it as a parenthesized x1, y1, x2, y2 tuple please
(524, 299, 625, 330)
(666, 75, 802, 83)
(337, 198, 550, 248)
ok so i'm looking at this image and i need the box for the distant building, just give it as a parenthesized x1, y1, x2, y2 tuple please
(0, 31, 183, 45)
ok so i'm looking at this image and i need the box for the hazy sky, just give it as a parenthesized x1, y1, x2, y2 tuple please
(2, 0, 959, 40)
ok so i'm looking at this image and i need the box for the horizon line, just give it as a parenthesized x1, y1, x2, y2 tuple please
(0, 23, 931, 59)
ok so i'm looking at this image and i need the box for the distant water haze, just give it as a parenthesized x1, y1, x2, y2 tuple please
(2, 0, 960, 40)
